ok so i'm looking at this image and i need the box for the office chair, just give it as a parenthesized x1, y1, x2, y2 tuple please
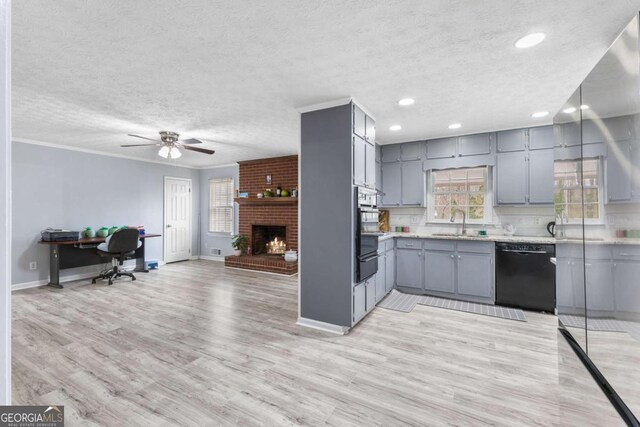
(91, 228, 140, 286)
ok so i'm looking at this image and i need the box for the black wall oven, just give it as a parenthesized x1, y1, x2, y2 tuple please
(355, 188, 379, 282)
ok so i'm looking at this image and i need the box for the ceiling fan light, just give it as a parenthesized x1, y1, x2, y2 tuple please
(169, 146, 182, 159)
(158, 146, 170, 158)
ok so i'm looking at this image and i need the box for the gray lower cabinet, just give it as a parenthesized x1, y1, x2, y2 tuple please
(528, 149, 554, 204)
(613, 260, 640, 313)
(381, 162, 401, 206)
(457, 252, 493, 299)
(365, 279, 376, 312)
(396, 248, 423, 289)
(385, 248, 395, 292)
(353, 282, 366, 322)
(375, 252, 386, 303)
(401, 160, 425, 206)
(556, 258, 575, 309)
(496, 151, 527, 204)
(424, 251, 455, 293)
(585, 260, 615, 312)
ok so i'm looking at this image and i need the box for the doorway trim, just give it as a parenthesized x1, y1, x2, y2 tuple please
(163, 176, 193, 263)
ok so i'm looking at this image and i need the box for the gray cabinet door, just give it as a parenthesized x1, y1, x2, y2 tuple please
(401, 141, 425, 161)
(424, 251, 455, 293)
(458, 133, 493, 156)
(529, 126, 555, 150)
(496, 151, 527, 204)
(585, 260, 614, 311)
(353, 282, 366, 322)
(561, 122, 581, 147)
(556, 258, 574, 308)
(365, 279, 376, 312)
(497, 129, 527, 152)
(457, 253, 493, 299)
(381, 162, 401, 206)
(353, 136, 366, 186)
(376, 161, 382, 191)
(382, 144, 402, 163)
(401, 160, 424, 206)
(365, 141, 376, 189)
(353, 104, 366, 139)
(396, 249, 422, 289)
(385, 249, 395, 292)
(427, 138, 457, 159)
(376, 254, 387, 302)
(613, 261, 640, 312)
(528, 149, 554, 204)
(365, 115, 376, 143)
(607, 139, 632, 202)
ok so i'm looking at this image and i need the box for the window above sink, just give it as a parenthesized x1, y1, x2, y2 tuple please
(427, 166, 491, 224)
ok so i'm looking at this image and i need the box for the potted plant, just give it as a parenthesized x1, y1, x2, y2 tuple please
(231, 234, 248, 256)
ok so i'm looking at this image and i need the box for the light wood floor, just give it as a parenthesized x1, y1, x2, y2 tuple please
(12, 260, 625, 426)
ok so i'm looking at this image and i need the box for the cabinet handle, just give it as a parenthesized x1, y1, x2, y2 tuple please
(450, 254, 454, 259)
(618, 253, 635, 256)
(458, 255, 461, 259)
(498, 199, 503, 203)
(405, 243, 414, 247)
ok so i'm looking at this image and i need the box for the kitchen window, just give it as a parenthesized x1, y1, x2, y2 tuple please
(209, 178, 234, 233)
(429, 167, 489, 223)
(554, 158, 602, 222)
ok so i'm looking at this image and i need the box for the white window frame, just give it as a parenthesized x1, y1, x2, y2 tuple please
(208, 178, 234, 234)
(427, 166, 492, 224)
(555, 158, 604, 225)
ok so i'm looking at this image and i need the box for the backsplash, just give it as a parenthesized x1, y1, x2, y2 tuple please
(386, 205, 556, 237)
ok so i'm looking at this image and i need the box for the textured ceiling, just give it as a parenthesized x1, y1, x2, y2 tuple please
(12, 0, 640, 167)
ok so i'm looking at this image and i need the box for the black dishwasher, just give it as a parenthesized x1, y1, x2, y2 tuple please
(495, 242, 556, 312)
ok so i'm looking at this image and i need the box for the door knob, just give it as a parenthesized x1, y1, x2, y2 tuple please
(166, 224, 172, 228)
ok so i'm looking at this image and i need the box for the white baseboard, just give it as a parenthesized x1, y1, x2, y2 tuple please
(12, 271, 99, 291)
(198, 255, 225, 262)
(296, 317, 349, 335)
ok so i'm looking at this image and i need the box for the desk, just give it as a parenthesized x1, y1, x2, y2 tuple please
(38, 234, 161, 288)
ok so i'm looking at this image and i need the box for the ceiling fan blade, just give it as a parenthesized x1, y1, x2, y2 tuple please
(183, 145, 215, 155)
(180, 138, 203, 145)
(120, 143, 159, 147)
(127, 134, 162, 143)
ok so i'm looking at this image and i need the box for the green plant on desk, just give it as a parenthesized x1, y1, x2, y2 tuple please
(231, 234, 248, 255)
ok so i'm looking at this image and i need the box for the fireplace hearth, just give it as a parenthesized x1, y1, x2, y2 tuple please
(252, 225, 286, 255)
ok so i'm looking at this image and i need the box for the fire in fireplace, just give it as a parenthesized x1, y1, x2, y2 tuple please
(252, 225, 286, 255)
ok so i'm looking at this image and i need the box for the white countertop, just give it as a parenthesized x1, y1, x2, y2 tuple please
(373, 232, 640, 246)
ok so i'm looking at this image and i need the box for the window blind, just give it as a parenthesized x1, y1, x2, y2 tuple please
(209, 178, 234, 233)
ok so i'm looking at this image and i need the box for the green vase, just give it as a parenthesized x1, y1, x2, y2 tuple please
(84, 227, 96, 238)
(108, 226, 119, 235)
(97, 227, 109, 238)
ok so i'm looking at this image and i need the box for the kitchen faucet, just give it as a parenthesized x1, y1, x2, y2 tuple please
(450, 209, 466, 235)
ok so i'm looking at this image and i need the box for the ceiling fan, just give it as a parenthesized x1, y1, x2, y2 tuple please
(121, 131, 215, 159)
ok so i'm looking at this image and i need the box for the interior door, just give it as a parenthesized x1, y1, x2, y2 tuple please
(164, 177, 192, 263)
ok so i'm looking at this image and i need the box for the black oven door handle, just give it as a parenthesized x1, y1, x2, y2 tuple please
(358, 253, 378, 262)
(499, 249, 548, 254)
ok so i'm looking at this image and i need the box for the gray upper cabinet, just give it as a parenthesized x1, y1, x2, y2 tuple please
(401, 141, 425, 161)
(365, 141, 376, 189)
(427, 137, 457, 159)
(607, 139, 632, 202)
(396, 248, 422, 289)
(381, 144, 402, 163)
(376, 160, 382, 191)
(401, 160, 425, 206)
(496, 129, 527, 152)
(496, 151, 527, 204)
(353, 104, 366, 139)
(424, 251, 455, 293)
(381, 162, 401, 206)
(529, 126, 555, 150)
(583, 116, 631, 145)
(353, 136, 366, 186)
(457, 252, 493, 299)
(560, 122, 581, 147)
(528, 149, 554, 204)
(457, 133, 493, 157)
(365, 115, 376, 143)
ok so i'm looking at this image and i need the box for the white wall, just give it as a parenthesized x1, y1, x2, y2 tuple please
(11, 141, 201, 285)
(199, 165, 239, 259)
(0, 0, 10, 405)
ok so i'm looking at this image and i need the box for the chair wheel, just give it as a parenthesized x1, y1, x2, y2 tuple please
(92, 279, 96, 284)
(132, 277, 136, 281)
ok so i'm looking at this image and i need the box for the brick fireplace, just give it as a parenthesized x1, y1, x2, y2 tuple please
(224, 155, 298, 275)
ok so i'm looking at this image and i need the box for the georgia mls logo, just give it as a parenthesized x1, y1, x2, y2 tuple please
(0, 405, 64, 427)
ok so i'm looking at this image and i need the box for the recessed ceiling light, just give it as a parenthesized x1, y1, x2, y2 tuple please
(398, 98, 415, 106)
(448, 123, 462, 129)
(580, 104, 589, 110)
(531, 111, 549, 118)
(389, 125, 402, 131)
(563, 107, 577, 114)
(515, 32, 546, 49)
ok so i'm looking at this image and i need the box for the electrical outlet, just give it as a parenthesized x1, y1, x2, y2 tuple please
(29, 261, 37, 271)
(210, 248, 222, 256)
(534, 217, 541, 225)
